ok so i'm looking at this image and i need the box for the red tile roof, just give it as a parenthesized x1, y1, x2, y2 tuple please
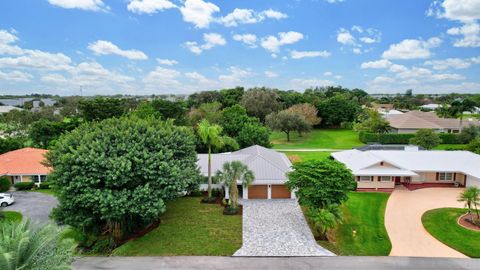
(0, 147, 51, 175)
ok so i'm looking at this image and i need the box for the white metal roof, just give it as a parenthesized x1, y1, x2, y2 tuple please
(332, 149, 480, 178)
(197, 145, 293, 182)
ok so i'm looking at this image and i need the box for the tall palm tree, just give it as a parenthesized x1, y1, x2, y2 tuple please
(0, 219, 76, 270)
(197, 119, 225, 198)
(458, 187, 480, 219)
(215, 161, 254, 209)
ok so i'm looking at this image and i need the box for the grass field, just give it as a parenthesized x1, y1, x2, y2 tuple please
(113, 196, 242, 256)
(422, 208, 480, 258)
(306, 192, 392, 256)
(1, 211, 22, 223)
(271, 129, 364, 150)
(284, 151, 333, 163)
(433, 144, 467, 150)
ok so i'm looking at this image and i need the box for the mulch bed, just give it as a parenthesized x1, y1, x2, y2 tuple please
(457, 213, 480, 232)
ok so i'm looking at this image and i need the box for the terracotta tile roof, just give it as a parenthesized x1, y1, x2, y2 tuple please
(0, 147, 51, 175)
(386, 111, 480, 129)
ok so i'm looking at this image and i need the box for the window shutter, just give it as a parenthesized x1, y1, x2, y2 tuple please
(371, 176, 374, 182)
(436, 172, 439, 181)
(356, 176, 360, 182)
(454, 173, 457, 181)
(377, 176, 381, 182)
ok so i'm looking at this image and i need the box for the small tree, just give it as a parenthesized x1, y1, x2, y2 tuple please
(215, 161, 254, 210)
(409, 129, 441, 150)
(354, 110, 390, 133)
(307, 204, 342, 240)
(236, 123, 271, 148)
(458, 187, 480, 220)
(266, 110, 311, 141)
(0, 219, 76, 270)
(458, 126, 480, 144)
(287, 103, 321, 126)
(0, 176, 11, 192)
(287, 159, 355, 209)
(467, 137, 480, 154)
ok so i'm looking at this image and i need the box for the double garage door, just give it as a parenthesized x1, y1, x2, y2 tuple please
(247, 185, 291, 199)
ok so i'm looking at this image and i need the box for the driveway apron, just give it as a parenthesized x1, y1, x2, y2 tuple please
(6, 191, 58, 224)
(233, 199, 334, 256)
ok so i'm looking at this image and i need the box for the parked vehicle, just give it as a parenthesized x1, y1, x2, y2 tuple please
(0, 193, 15, 207)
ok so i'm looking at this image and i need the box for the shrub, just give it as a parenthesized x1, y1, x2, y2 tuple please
(201, 196, 217, 204)
(359, 132, 414, 144)
(439, 133, 462, 144)
(0, 176, 11, 192)
(410, 129, 441, 150)
(39, 181, 51, 189)
(223, 206, 240, 215)
(211, 187, 223, 198)
(14, 182, 34, 191)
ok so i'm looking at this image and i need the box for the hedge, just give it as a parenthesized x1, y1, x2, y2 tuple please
(39, 181, 51, 189)
(0, 176, 11, 192)
(359, 131, 464, 145)
(14, 182, 34, 191)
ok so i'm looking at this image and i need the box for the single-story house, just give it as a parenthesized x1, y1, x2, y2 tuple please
(197, 145, 294, 199)
(332, 148, 480, 191)
(420, 103, 441, 111)
(0, 147, 50, 186)
(386, 110, 480, 134)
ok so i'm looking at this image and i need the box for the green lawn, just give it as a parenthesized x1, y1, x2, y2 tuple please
(284, 151, 332, 163)
(271, 129, 364, 150)
(307, 192, 392, 256)
(422, 208, 480, 258)
(433, 144, 467, 150)
(1, 211, 22, 223)
(113, 196, 242, 256)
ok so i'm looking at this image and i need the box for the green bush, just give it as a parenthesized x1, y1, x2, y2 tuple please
(0, 176, 11, 192)
(359, 131, 464, 145)
(439, 133, 462, 144)
(39, 181, 51, 189)
(211, 187, 223, 198)
(14, 182, 34, 191)
(223, 206, 240, 215)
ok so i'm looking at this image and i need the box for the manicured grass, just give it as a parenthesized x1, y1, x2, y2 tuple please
(306, 192, 391, 256)
(422, 208, 480, 258)
(284, 151, 332, 163)
(113, 196, 242, 256)
(271, 129, 364, 150)
(433, 144, 467, 150)
(1, 211, 22, 223)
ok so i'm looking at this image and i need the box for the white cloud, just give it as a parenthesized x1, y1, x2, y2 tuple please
(361, 59, 392, 69)
(261, 9, 288, 20)
(41, 73, 68, 84)
(88, 40, 148, 60)
(72, 62, 135, 85)
(352, 48, 362, 54)
(337, 28, 355, 45)
(232, 34, 257, 48)
(323, 71, 333, 76)
(0, 50, 72, 71)
(143, 66, 181, 89)
(179, 0, 220, 28)
(127, 0, 177, 14)
(382, 37, 442, 60)
(0, 70, 33, 82)
(290, 50, 331, 59)
(372, 76, 395, 84)
(156, 58, 178, 66)
(185, 71, 213, 84)
(260, 31, 304, 52)
(47, 0, 108, 11)
(424, 58, 473, 70)
(0, 30, 18, 45)
(264, 71, 278, 78)
(427, 0, 480, 22)
(447, 22, 480, 47)
(291, 78, 334, 89)
(185, 33, 226, 54)
(389, 64, 408, 73)
(219, 8, 287, 27)
(218, 66, 251, 85)
(325, 0, 344, 3)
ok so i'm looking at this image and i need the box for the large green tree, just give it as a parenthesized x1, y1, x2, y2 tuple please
(237, 123, 271, 148)
(354, 110, 390, 133)
(221, 104, 252, 137)
(409, 129, 441, 150)
(78, 97, 129, 121)
(150, 99, 187, 124)
(241, 88, 281, 122)
(266, 110, 311, 141)
(317, 93, 362, 127)
(286, 159, 355, 209)
(467, 137, 480, 154)
(46, 116, 201, 243)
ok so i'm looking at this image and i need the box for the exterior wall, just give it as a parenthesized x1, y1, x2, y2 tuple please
(466, 175, 480, 188)
(455, 173, 466, 186)
(356, 176, 395, 190)
(396, 128, 444, 134)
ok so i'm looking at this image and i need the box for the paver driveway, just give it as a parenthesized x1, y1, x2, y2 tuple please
(385, 186, 466, 258)
(233, 199, 334, 256)
(7, 191, 58, 224)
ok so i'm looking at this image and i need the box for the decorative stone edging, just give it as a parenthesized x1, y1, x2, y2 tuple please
(456, 213, 480, 232)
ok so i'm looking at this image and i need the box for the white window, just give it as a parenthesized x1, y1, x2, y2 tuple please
(359, 176, 372, 182)
(380, 176, 392, 182)
(438, 172, 453, 181)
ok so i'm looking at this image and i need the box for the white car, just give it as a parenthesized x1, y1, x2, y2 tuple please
(0, 193, 14, 207)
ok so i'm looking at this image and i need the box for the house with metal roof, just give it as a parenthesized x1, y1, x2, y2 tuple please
(0, 147, 51, 186)
(197, 145, 294, 199)
(385, 110, 480, 134)
(332, 148, 480, 191)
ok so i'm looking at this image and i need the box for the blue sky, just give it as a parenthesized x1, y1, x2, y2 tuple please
(0, 0, 479, 95)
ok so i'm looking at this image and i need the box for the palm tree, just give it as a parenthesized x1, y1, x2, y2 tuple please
(0, 219, 76, 270)
(215, 161, 254, 209)
(307, 204, 343, 240)
(458, 187, 480, 219)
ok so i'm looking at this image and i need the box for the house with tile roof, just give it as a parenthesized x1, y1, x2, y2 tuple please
(332, 148, 480, 191)
(385, 110, 480, 134)
(0, 147, 51, 186)
(197, 145, 294, 199)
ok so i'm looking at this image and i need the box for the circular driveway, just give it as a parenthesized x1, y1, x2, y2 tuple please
(5, 191, 58, 224)
(385, 186, 467, 258)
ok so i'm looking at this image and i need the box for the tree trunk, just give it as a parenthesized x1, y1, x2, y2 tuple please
(286, 131, 290, 142)
(208, 144, 212, 198)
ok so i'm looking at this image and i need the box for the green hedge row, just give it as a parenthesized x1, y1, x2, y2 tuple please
(359, 132, 463, 144)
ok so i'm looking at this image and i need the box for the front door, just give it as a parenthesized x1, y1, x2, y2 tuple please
(394, 176, 401, 185)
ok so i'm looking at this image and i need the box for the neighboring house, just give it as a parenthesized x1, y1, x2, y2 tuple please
(379, 109, 404, 117)
(197, 145, 294, 199)
(371, 103, 394, 111)
(332, 149, 480, 191)
(0, 105, 23, 114)
(420, 103, 441, 111)
(386, 110, 480, 134)
(0, 148, 50, 186)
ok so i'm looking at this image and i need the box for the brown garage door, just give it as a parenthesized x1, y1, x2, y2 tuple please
(271, 185, 291, 199)
(248, 185, 268, 199)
